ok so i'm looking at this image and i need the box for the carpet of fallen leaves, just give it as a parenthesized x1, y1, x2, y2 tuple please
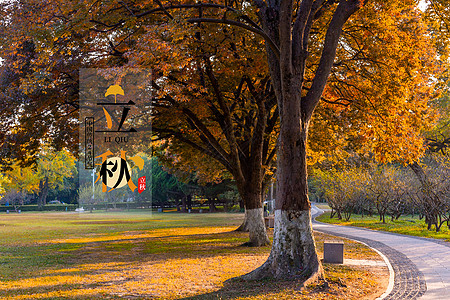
(0, 212, 388, 299)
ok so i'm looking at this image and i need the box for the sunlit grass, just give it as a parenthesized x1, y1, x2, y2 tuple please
(0, 211, 388, 299)
(317, 212, 450, 242)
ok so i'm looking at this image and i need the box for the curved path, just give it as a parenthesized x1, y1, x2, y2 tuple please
(311, 205, 450, 300)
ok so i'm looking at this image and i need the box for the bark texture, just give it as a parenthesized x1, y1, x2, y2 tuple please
(244, 208, 270, 246)
(233, 172, 271, 245)
(235, 209, 250, 232)
(243, 210, 321, 281)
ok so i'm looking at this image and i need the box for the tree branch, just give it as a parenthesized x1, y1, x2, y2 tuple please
(292, 0, 316, 71)
(152, 81, 231, 166)
(152, 127, 233, 172)
(136, 3, 238, 18)
(153, 0, 174, 20)
(187, 18, 280, 58)
(302, 0, 363, 121)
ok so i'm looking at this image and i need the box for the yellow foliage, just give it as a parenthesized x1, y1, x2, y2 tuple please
(2, 148, 76, 195)
(308, 1, 444, 168)
(37, 147, 76, 189)
(3, 162, 40, 193)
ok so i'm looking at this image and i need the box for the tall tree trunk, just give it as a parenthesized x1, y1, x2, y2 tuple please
(187, 194, 192, 210)
(181, 195, 187, 213)
(239, 0, 362, 281)
(245, 207, 269, 246)
(208, 197, 216, 212)
(38, 177, 49, 210)
(231, 86, 271, 246)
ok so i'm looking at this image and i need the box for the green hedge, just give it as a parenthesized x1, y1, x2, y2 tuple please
(81, 202, 153, 211)
(0, 204, 78, 212)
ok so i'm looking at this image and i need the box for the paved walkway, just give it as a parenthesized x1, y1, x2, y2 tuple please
(311, 205, 450, 300)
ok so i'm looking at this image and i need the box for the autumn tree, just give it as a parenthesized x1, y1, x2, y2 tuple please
(0, 0, 104, 168)
(78, 182, 106, 212)
(2, 148, 76, 208)
(160, 0, 441, 280)
(149, 64, 277, 246)
(34, 148, 76, 208)
(1, 161, 40, 202)
(2, 0, 448, 283)
(128, 18, 278, 245)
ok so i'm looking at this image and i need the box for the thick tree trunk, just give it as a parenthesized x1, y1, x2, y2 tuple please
(244, 208, 270, 246)
(243, 122, 322, 281)
(243, 210, 321, 281)
(242, 197, 270, 246)
(235, 208, 250, 232)
(235, 182, 270, 246)
(235, 207, 268, 241)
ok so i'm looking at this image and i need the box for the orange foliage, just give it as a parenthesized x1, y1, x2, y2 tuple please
(309, 1, 444, 166)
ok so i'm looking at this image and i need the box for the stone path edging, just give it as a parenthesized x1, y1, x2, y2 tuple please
(314, 224, 426, 299)
(312, 207, 427, 299)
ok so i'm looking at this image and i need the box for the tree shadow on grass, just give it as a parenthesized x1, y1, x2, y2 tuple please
(0, 230, 271, 279)
(179, 277, 331, 300)
(62, 230, 270, 264)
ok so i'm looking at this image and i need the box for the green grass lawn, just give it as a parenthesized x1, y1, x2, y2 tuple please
(0, 210, 388, 299)
(313, 203, 331, 210)
(316, 212, 450, 242)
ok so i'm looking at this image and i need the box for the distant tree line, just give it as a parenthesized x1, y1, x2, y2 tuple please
(77, 156, 242, 213)
(310, 154, 450, 232)
(1, 149, 241, 213)
(0, 148, 78, 210)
